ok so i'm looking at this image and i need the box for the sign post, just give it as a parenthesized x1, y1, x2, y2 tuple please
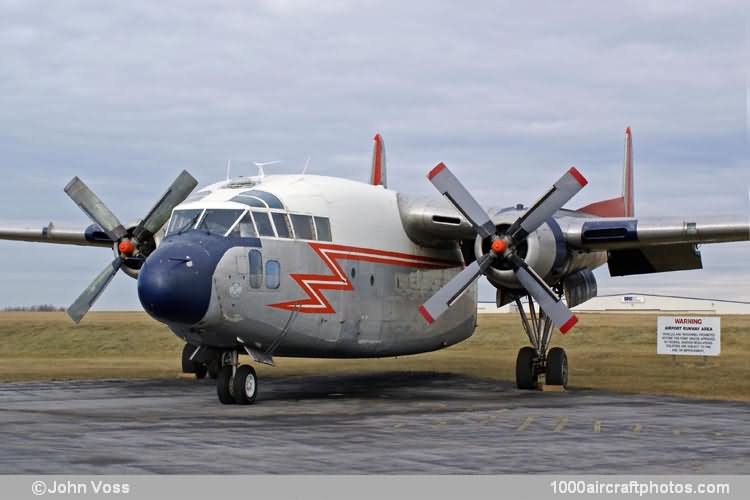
(657, 316, 720, 357)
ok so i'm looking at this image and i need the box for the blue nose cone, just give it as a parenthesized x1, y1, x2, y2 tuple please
(137, 232, 222, 325)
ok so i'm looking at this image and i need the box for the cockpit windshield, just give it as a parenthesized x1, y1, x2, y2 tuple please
(196, 209, 245, 235)
(167, 209, 203, 235)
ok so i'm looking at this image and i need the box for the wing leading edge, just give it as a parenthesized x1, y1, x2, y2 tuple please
(0, 223, 113, 247)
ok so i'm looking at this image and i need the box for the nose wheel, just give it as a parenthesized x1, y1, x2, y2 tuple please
(216, 351, 259, 405)
(513, 295, 569, 390)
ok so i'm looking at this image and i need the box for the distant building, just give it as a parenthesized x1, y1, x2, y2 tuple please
(478, 293, 750, 315)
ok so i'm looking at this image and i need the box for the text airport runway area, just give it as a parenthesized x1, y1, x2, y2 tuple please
(0, 373, 747, 474)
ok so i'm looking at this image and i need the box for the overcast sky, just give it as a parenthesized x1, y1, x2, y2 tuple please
(0, 0, 747, 310)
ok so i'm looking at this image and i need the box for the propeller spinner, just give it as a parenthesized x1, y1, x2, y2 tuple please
(63, 171, 198, 323)
(418, 163, 587, 333)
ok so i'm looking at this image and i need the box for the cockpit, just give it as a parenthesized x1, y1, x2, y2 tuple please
(165, 190, 332, 242)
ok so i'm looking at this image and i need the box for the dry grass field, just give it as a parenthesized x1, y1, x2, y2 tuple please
(0, 311, 748, 401)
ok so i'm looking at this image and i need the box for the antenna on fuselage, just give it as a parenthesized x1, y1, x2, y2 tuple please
(252, 160, 282, 181)
(301, 155, 311, 175)
(225, 159, 232, 181)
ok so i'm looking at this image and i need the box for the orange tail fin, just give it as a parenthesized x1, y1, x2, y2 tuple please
(578, 127, 634, 217)
(370, 133, 387, 188)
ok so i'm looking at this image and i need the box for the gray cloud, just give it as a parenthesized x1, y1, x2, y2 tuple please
(0, 0, 747, 309)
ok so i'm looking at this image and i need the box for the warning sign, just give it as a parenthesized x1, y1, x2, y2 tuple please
(657, 316, 720, 356)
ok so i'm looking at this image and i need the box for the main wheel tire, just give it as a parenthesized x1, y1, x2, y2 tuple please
(545, 347, 568, 387)
(516, 346, 537, 390)
(232, 365, 258, 405)
(181, 343, 197, 373)
(216, 365, 235, 404)
(193, 362, 208, 380)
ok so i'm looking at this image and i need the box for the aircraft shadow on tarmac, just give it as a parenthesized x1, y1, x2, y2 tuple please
(245, 371, 522, 403)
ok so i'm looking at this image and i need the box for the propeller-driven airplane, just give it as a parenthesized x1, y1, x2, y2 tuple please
(1, 129, 748, 404)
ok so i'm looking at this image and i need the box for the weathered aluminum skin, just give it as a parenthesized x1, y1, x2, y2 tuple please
(171, 238, 476, 357)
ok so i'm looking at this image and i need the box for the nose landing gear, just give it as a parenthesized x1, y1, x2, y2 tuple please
(216, 350, 258, 405)
(514, 295, 568, 390)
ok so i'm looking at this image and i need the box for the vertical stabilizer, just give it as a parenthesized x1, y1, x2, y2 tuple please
(623, 126, 634, 217)
(577, 127, 635, 217)
(370, 133, 387, 188)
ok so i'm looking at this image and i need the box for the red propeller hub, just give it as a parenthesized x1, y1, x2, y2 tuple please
(118, 240, 136, 255)
(491, 239, 507, 255)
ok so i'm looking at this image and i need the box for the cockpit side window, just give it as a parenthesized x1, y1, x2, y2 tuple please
(252, 211, 276, 237)
(290, 214, 315, 240)
(314, 217, 332, 242)
(228, 212, 257, 238)
(271, 213, 292, 238)
(167, 209, 203, 235)
(196, 209, 245, 235)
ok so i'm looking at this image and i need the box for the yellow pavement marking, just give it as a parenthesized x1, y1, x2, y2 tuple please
(593, 420, 602, 433)
(517, 416, 535, 432)
(553, 417, 568, 432)
(632, 423, 642, 433)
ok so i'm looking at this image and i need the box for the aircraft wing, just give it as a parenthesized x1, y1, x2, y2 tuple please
(0, 223, 114, 248)
(560, 214, 749, 276)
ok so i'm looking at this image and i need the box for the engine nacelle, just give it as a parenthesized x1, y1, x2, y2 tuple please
(562, 268, 598, 308)
(477, 208, 568, 290)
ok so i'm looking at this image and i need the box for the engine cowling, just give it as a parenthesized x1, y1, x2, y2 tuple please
(476, 208, 568, 290)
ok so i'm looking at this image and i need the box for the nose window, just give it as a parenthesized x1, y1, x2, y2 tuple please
(167, 209, 203, 235)
(196, 209, 245, 235)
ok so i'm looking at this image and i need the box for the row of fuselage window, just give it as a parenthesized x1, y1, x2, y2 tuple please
(167, 208, 332, 241)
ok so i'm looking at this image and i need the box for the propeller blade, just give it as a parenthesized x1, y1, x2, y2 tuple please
(66, 257, 123, 324)
(427, 163, 496, 239)
(133, 170, 199, 241)
(64, 177, 128, 242)
(506, 167, 587, 242)
(509, 254, 577, 333)
(419, 254, 494, 324)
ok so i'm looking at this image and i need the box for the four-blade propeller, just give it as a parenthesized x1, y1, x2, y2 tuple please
(419, 163, 587, 333)
(64, 171, 198, 323)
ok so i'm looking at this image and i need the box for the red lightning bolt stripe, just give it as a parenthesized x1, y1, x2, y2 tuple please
(268, 242, 461, 314)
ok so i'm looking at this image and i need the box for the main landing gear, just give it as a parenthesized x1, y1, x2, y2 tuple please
(216, 350, 258, 405)
(513, 295, 568, 390)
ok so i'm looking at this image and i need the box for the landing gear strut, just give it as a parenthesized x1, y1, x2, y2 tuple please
(181, 343, 209, 379)
(514, 295, 568, 389)
(216, 350, 258, 405)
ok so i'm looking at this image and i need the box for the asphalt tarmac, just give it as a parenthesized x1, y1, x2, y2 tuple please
(0, 373, 748, 474)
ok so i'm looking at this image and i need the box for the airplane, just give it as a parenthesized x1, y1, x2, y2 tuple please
(1, 129, 748, 404)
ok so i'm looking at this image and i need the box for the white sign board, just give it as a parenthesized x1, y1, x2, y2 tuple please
(657, 316, 720, 356)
